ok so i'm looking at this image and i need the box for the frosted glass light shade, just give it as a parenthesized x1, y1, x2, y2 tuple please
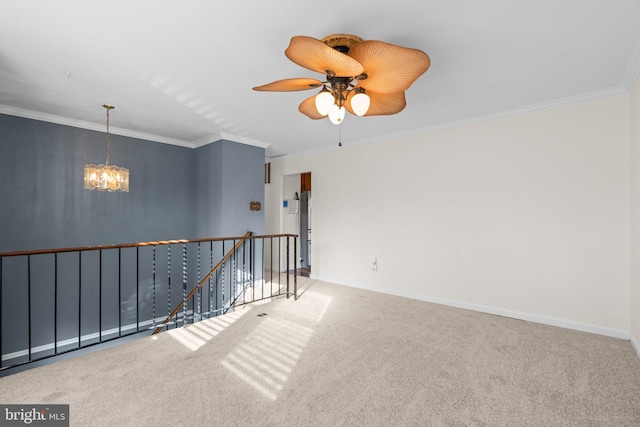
(315, 89, 334, 116)
(328, 104, 346, 125)
(351, 92, 371, 116)
(84, 164, 129, 192)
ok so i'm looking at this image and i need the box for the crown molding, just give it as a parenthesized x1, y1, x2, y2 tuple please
(219, 132, 271, 149)
(191, 132, 223, 148)
(0, 84, 627, 157)
(0, 104, 194, 148)
(191, 132, 271, 150)
(0, 105, 272, 151)
(274, 85, 628, 160)
(347, 86, 629, 151)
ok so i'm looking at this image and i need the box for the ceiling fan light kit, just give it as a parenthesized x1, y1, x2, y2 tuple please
(253, 33, 430, 125)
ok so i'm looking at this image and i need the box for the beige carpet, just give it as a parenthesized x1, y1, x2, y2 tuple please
(1, 278, 640, 426)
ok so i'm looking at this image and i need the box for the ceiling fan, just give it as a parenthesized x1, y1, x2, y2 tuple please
(253, 33, 430, 125)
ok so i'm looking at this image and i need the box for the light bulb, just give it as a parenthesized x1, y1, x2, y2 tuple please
(315, 88, 334, 116)
(328, 104, 345, 125)
(351, 91, 370, 116)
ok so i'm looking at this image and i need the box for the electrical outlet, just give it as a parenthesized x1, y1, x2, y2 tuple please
(372, 257, 378, 272)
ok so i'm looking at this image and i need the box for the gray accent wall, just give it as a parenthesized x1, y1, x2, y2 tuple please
(0, 113, 265, 361)
(0, 114, 264, 251)
(0, 114, 196, 252)
(195, 140, 265, 238)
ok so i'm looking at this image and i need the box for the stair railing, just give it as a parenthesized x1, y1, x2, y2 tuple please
(0, 233, 298, 375)
(152, 231, 251, 335)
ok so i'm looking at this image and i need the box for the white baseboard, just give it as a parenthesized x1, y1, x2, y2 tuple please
(321, 277, 630, 340)
(1, 313, 192, 363)
(631, 334, 640, 360)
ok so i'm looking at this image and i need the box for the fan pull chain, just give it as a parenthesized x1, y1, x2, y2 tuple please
(338, 123, 342, 147)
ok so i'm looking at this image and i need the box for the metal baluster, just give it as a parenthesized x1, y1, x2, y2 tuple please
(255, 238, 258, 300)
(221, 241, 225, 314)
(232, 240, 236, 305)
(118, 248, 122, 337)
(167, 245, 172, 328)
(136, 247, 140, 332)
(99, 250, 102, 342)
(78, 252, 82, 347)
(54, 253, 58, 354)
(242, 240, 246, 304)
(152, 245, 156, 328)
(209, 241, 213, 319)
(196, 243, 201, 321)
(294, 236, 298, 300)
(286, 236, 290, 298)
(182, 243, 187, 326)
(27, 255, 32, 361)
(0, 256, 3, 369)
(261, 238, 265, 300)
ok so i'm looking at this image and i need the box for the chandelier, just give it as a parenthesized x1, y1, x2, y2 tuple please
(83, 104, 129, 192)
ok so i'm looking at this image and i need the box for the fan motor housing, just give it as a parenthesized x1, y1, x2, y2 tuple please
(321, 33, 363, 53)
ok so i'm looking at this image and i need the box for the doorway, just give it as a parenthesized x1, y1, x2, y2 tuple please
(282, 172, 311, 277)
(299, 172, 311, 276)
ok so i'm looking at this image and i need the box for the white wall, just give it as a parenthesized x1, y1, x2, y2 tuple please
(266, 94, 632, 337)
(631, 74, 640, 355)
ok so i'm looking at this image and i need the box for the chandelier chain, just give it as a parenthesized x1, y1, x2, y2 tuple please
(105, 105, 111, 165)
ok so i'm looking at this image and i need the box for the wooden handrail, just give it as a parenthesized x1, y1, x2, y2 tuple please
(0, 233, 298, 258)
(151, 231, 253, 335)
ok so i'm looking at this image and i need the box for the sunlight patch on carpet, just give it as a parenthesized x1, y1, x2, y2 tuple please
(221, 317, 313, 401)
(167, 308, 248, 351)
(221, 291, 333, 400)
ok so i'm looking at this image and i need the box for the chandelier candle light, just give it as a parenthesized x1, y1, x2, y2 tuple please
(84, 104, 129, 192)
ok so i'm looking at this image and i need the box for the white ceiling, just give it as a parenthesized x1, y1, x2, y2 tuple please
(1, 1, 640, 158)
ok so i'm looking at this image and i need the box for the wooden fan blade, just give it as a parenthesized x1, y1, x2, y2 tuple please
(298, 96, 327, 120)
(285, 36, 364, 77)
(253, 78, 323, 92)
(345, 90, 406, 116)
(348, 40, 430, 94)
